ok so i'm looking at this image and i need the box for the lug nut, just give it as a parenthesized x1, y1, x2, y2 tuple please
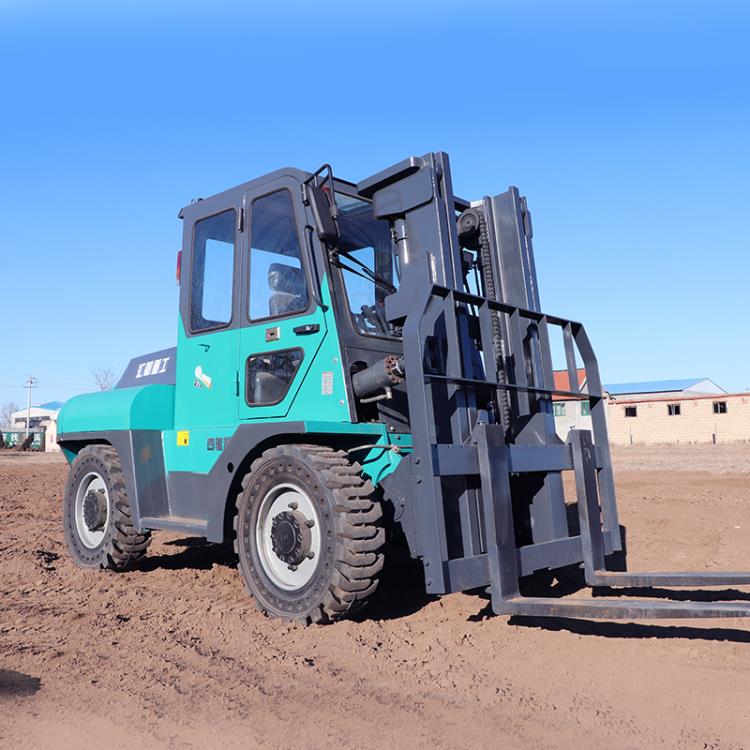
(288, 501, 298, 510)
(288, 564, 298, 571)
(307, 551, 316, 560)
(306, 519, 315, 528)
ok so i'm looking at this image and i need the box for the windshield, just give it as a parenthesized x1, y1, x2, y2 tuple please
(335, 192, 401, 337)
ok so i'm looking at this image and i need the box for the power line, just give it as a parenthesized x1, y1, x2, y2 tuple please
(0, 377, 91, 390)
(40, 380, 92, 389)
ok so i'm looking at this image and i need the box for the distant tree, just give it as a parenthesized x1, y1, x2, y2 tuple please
(0, 401, 19, 430)
(92, 367, 117, 391)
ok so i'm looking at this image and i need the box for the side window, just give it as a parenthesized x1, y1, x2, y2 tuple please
(248, 191, 308, 321)
(191, 209, 236, 332)
(246, 349, 303, 406)
(336, 193, 399, 338)
(340, 244, 399, 336)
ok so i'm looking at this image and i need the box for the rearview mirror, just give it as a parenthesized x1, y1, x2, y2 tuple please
(306, 184, 339, 245)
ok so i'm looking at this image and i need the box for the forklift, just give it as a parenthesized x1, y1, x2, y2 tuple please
(58, 153, 750, 623)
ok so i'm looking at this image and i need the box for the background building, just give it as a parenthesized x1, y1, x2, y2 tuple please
(552, 373, 749, 445)
(606, 381, 749, 445)
(552, 368, 592, 439)
(605, 378, 726, 401)
(7, 402, 63, 452)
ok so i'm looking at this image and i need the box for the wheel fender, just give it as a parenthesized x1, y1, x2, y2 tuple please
(58, 384, 175, 435)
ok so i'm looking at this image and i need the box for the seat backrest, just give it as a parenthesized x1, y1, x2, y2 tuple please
(267, 262, 307, 317)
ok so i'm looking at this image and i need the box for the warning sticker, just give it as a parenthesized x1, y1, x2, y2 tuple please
(321, 371, 334, 395)
(176, 430, 190, 447)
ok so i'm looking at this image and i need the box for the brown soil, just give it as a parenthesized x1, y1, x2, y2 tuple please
(1, 446, 750, 749)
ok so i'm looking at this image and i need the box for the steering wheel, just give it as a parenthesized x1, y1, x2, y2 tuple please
(358, 304, 389, 334)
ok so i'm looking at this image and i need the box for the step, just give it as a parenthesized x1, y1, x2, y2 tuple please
(140, 515, 208, 535)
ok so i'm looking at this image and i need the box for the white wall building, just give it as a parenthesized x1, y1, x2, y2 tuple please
(552, 369, 593, 440)
(9, 403, 62, 452)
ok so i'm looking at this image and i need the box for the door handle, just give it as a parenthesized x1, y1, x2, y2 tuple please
(293, 323, 320, 335)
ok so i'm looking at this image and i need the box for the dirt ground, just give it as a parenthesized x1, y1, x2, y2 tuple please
(1, 445, 750, 749)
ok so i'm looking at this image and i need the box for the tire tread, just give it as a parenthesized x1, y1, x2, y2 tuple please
(233, 444, 385, 624)
(64, 444, 152, 571)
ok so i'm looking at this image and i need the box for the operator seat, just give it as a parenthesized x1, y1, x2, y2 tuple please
(252, 358, 289, 405)
(249, 263, 306, 405)
(268, 263, 307, 317)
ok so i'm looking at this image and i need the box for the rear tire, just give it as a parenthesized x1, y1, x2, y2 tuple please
(234, 444, 384, 624)
(63, 444, 151, 570)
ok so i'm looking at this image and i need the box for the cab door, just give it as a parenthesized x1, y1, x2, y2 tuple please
(238, 177, 326, 420)
(174, 200, 241, 436)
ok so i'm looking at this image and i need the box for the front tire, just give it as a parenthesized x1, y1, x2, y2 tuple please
(234, 444, 385, 623)
(63, 444, 151, 570)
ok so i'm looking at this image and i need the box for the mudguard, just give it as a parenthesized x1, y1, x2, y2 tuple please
(58, 384, 175, 436)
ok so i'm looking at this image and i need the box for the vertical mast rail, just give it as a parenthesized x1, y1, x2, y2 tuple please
(572, 323, 621, 551)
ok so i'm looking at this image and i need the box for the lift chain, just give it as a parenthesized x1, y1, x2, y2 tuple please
(474, 209, 512, 430)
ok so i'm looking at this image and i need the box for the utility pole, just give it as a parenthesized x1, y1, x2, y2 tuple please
(24, 376, 37, 436)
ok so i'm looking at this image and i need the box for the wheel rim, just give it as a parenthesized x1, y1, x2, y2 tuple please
(256, 482, 321, 591)
(74, 471, 110, 549)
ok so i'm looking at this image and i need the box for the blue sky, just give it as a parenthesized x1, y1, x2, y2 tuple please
(1, 0, 748, 406)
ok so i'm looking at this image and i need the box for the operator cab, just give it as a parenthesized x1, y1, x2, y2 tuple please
(173, 166, 409, 434)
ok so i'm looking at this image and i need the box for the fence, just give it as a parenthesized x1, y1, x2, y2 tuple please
(1, 431, 45, 451)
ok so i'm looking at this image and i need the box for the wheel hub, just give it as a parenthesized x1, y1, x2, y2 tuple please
(270, 510, 311, 566)
(82, 489, 108, 532)
(256, 483, 321, 591)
